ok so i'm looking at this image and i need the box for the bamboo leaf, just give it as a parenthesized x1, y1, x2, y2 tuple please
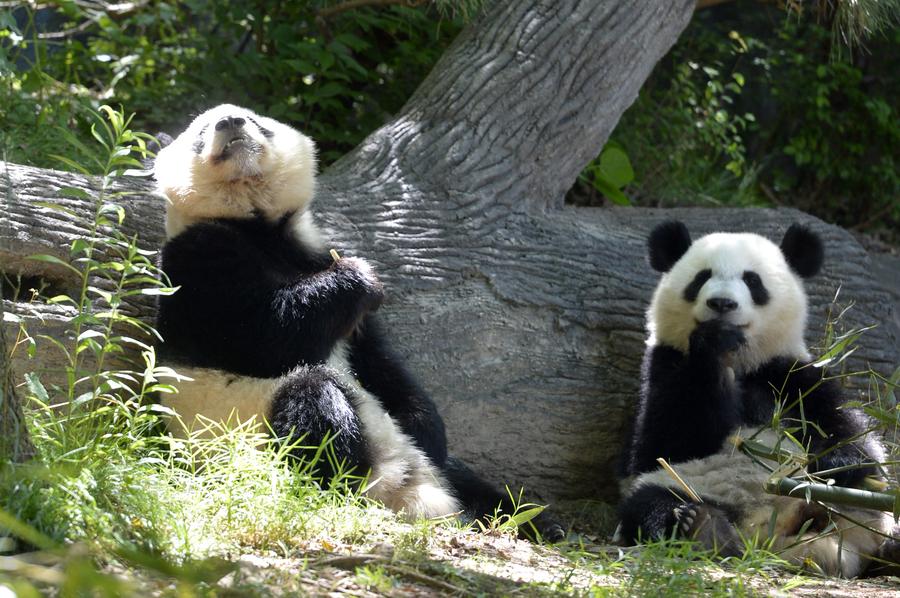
(26, 254, 81, 277)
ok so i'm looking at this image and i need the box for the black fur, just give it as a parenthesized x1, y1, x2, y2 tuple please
(648, 221, 692, 273)
(268, 365, 371, 481)
(621, 318, 878, 542)
(348, 317, 447, 466)
(780, 224, 824, 279)
(157, 214, 382, 377)
(682, 269, 712, 302)
(156, 213, 562, 536)
(618, 485, 741, 553)
(443, 457, 566, 542)
(742, 270, 770, 305)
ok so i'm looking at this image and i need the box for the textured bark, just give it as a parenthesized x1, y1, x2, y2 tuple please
(0, 0, 897, 500)
(1, 295, 35, 463)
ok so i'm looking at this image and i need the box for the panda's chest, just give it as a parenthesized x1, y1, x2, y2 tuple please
(736, 372, 779, 426)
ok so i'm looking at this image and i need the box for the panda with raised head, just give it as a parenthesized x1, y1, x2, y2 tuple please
(153, 104, 563, 539)
(616, 220, 893, 577)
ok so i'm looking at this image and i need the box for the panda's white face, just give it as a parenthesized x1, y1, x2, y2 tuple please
(648, 232, 810, 372)
(154, 104, 317, 238)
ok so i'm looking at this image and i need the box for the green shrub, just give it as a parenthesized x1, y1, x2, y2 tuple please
(574, 7, 899, 239)
(1, 1, 467, 166)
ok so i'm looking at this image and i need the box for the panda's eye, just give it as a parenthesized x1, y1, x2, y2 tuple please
(192, 124, 208, 154)
(743, 271, 770, 305)
(247, 116, 275, 139)
(683, 269, 712, 302)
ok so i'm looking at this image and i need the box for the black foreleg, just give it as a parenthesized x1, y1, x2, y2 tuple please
(443, 456, 565, 542)
(268, 365, 372, 483)
(617, 484, 741, 557)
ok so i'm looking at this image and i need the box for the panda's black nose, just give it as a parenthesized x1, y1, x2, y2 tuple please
(215, 116, 246, 131)
(707, 297, 738, 313)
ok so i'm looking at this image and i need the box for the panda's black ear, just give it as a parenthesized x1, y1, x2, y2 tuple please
(648, 221, 692, 272)
(780, 223, 824, 278)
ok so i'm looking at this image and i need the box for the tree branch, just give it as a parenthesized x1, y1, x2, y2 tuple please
(325, 0, 696, 210)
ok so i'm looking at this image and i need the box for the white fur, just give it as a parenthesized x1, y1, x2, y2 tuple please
(155, 104, 317, 238)
(327, 342, 461, 519)
(626, 428, 892, 577)
(648, 232, 810, 374)
(161, 366, 279, 437)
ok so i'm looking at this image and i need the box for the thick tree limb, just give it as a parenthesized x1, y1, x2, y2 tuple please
(1, 0, 897, 501)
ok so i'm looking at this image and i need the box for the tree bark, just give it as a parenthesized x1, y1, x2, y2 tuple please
(0, 292, 35, 463)
(1, 0, 897, 500)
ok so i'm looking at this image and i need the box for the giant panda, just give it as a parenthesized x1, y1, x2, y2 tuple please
(152, 104, 563, 539)
(616, 220, 894, 577)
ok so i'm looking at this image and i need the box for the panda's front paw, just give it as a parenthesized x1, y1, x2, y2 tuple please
(690, 320, 746, 358)
(335, 257, 385, 312)
(673, 502, 742, 558)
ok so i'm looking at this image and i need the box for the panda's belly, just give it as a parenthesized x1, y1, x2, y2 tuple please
(628, 427, 892, 576)
(631, 427, 782, 514)
(159, 343, 358, 438)
(161, 366, 280, 437)
(161, 342, 460, 519)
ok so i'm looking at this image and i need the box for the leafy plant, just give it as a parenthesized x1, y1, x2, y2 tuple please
(577, 141, 635, 206)
(1, 1, 471, 167)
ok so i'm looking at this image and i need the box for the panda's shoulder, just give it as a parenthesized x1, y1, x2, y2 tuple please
(641, 343, 687, 374)
(165, 219, 247, 249)
(161, 219, 266, 272)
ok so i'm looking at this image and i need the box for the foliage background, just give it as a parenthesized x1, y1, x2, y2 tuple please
(1, 1, 897, 239)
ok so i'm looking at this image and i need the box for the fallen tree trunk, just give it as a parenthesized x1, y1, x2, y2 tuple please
(1, 0, 897, 501)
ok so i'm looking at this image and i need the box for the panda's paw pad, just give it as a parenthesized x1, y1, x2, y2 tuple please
(674, 503, 742, 558)
(673, 504, 698, 534)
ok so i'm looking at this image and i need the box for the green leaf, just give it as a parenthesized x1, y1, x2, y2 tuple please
(57, 186, 93, 201)
(49, 154, 92, 175)
(592, 178, 631, 206)
(597, 145, 634, 189)
(24, 372, 50, 404)
(26, 254, 81, 277)
(316, 82, 345, 99)
(510, 505, 544, 526)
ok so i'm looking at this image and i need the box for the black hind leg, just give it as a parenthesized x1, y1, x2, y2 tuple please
(617, 484, 741, 557)
(443, 457, 566, 542)
(268, 365, 371, 483)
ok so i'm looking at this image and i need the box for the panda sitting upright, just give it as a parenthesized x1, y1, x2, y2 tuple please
(617, 220, 893, 577)
(153, 104, 562, 538)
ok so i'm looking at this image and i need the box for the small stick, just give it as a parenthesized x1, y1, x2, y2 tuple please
(329, 248, 341, 262)
(656, 457, 703, 503)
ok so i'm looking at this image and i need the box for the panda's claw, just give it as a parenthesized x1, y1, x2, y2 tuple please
(673, 503, 742, 558)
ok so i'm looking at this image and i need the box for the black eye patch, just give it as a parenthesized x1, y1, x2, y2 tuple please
(683, 269, 712, 302)
(247, 116, 275, 139)
(743, 270, 770, 305)
(192, 124, 208, 154)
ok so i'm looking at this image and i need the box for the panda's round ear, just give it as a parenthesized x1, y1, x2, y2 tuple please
(648, 221, 692, 273)
(780, 223, 824, 278)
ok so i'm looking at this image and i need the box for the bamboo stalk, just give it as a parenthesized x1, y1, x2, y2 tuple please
(765, 477, 897, 513)
(656, 457, 703, 503)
